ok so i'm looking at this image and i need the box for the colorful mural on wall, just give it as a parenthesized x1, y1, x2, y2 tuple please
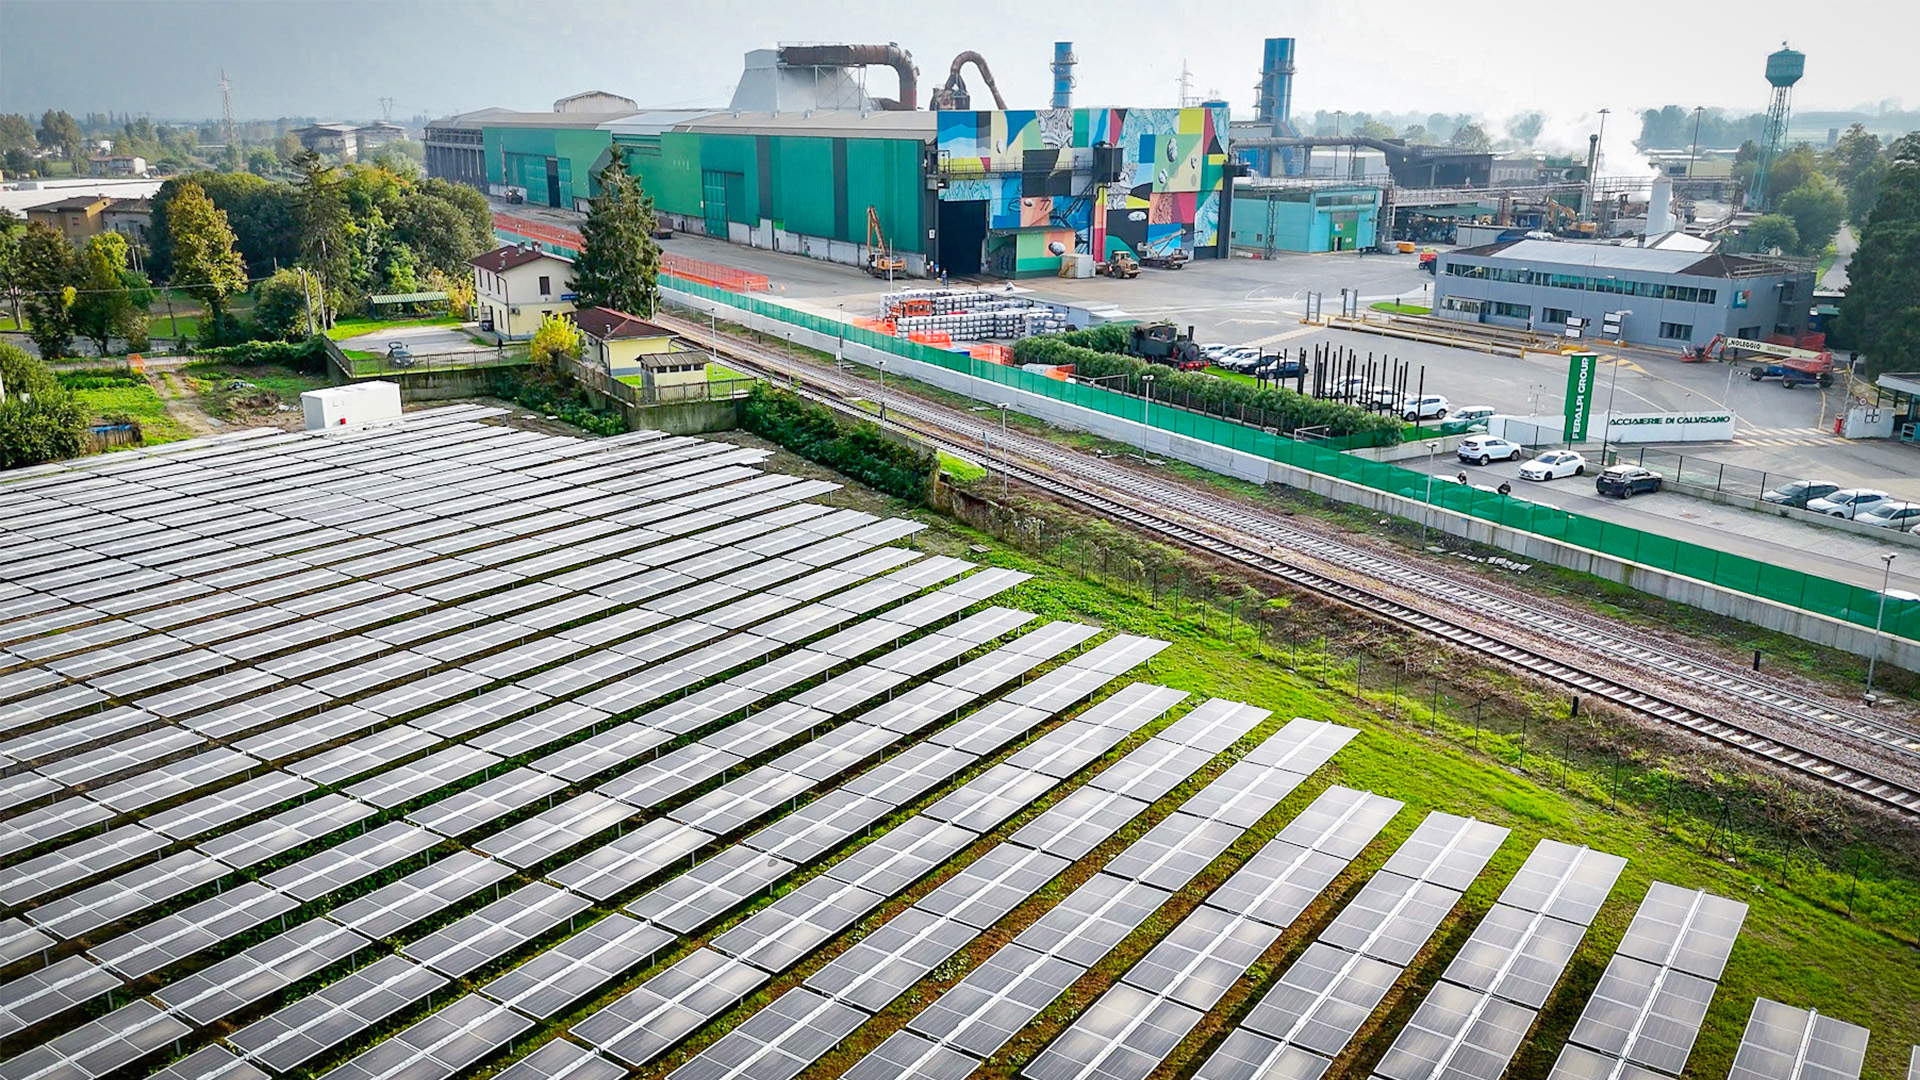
(936, 105, 1230, 276)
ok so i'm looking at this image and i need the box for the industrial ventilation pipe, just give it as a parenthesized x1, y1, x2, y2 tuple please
(928, 51, 1009, 111)
(776, 43, 920, 109)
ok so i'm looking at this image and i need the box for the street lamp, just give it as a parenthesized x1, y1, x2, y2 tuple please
(1868, 552, 1898, 696)
(836, 303, 845, 368)
(1597, 323, 1628, 465)
(1423, 440, 1440, 543)
(876, 358, 888, 422)
(1142, 373, 1155, 426)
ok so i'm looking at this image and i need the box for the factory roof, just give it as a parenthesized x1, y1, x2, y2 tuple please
(427, 107, 641, 131)
(1450, 238, 1793, 278)
(672, 110, 938, 140)
(600, 110, 724, 137)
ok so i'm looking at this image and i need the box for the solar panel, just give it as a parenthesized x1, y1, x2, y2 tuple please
(825, 816, 976, 896)
(346, 744, 501, 808)
(1101, 812, 1244, 892)
(907, 943, 1084, 1059)
(486, 1043, 623, 1080)
(315, 993, 532, 1080)
(1370, 980, 1539, 1080)
(0, 1000, 189, 1080)
(1024, 980, 1203, 1080)
(1377, 812, 1512, 893)
(1496, 840, 1628, 926)
(625, 847, 797, 936)
(0, 918, 51, 967)
(0, 823, 171, 907)
(1010, 786, 1152, 861)
(548, 817, 715, 903)
(712, 874, 888, 972)
(571, 947, 771, 1068)
(408, 768, 568, 838)
(142, 772, 317, 840)
(1015, 872, 1171, 967)
(1726, 999, 1870, 1080)
(329, 852, 517, 939)
(153, 916, 372, 1025)
(141, 1045, 268, 1080)
(262, 821, 441, 901)
(402, 882, 591, 978)
(28, 852, 229, 942)
(1613, 881, 1750, 981)
(1209, 841, 1355, 928)
(87, 747, 260, 813)
(481, 914, 674, 1019)
(229, 956, 449, 1072)
(198, 793, 375, 869)
(88, 881, 299, 979)
(667, 765, 815, 836)
(0, 955, 120, 1038)
(474, 792, 635, 869)
(927, 701, 1050, 757)
(914, 845, 1071, 931)
(1441, 903, 1589, 1009)
(921, 763, 1060, 834)
(840, 1030, 980, 1080)
(1087, 741, 1214, 803)
(1562, 955, 1718, 1075)
(1125, 904, 1283, 1011)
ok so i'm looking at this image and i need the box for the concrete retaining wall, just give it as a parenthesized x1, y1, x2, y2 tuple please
(663, 286, 1920, 671)
(1669, 481, 1920, 551)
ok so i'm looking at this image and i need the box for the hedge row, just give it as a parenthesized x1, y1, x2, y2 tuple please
(740, 384, 936, 504)
(487, 372, 628, 437)
(1018, 327, 1402, 441)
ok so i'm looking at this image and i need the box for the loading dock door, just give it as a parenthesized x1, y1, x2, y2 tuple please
(545, 157, 561, 208)
(702, 170, 732, 238)
(937, 200, 988, 276)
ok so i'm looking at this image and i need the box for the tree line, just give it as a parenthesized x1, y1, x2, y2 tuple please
(1835, 135, 1920, 375)
(1727, 127, 1917, 259)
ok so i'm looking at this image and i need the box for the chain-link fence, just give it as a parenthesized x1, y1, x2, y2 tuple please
(1627, 447, 1809, 502)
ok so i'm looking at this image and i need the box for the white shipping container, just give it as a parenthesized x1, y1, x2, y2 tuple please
(302, 382, 402, 431)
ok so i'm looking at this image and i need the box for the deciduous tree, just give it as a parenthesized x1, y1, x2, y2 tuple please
(528, 311, 581, 373)
(16, 222, 77, 359)
(167, 180, 246, 341)
(1836, 134, 1920, 374)
(1777, 173, 1847, 254)
(0, 342, 86, 467)
(71, 233, 144, 355)
(252, 268, 322, 340)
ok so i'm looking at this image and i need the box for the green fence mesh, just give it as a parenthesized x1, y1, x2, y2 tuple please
(665, 274, 1920, 644)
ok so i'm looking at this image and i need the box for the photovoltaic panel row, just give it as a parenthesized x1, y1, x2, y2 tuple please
(1023, 783, 1396, 1080)
(1195, 811, 1512, 1080)
(1723, 999, 1869, 1080)
(1367, 840, 1628, 1080)
(226, 954, 450, 1073)
(571, 681, 1180, 1073)
(1549, 882, 1749, 1080)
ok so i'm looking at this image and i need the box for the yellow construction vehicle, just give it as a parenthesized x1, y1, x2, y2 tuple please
(865, 206, 905, 278)
(1096, 251, 1140, 278)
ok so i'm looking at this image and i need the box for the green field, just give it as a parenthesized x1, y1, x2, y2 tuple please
(62, 378, 192, 446)
(1372, 301, 1435, 315)
(937, 451, 987, 482)
(325, 316, 461, 341)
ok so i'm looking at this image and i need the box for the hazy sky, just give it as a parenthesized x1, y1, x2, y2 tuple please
(1, 0, 1909, 150)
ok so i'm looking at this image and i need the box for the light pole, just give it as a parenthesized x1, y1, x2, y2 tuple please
(1686, 106, 1705, 183)
(708, 306, 717, 361)
(1423, 440, 1440, 543)
(1142, 373, 1155, 427)
(997, 402, 1011, 498)
(1598, 331, 1627, 465)
(836, 303, 845, 369)
(1868, 552, 1897, 696)
(876, 359, 888, 422)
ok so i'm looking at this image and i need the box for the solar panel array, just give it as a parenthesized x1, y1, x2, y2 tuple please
(1549, 882, 1749, 1080)
(1367, 840, 1629, 1080)
(834, 717, 1360, 1080)
(1725, 999, 1870, 1080)
(1022, 781, 1400, 1080)
(1194, 810, 1512, 1080)
(0, 409, 1204, 1080)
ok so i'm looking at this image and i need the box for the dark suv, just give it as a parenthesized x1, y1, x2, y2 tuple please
(1595, 465, 1662, 498)
(1761, 480, 1840, 508)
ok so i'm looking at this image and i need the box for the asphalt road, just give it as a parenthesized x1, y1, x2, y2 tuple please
(334, 324, 484, 356)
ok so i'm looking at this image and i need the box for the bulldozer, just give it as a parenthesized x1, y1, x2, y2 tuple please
(865, 206, 906, 279)
(1096, 251, 1140, 278)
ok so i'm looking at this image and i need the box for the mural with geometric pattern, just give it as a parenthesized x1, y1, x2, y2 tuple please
(937, 105, 1230, 276)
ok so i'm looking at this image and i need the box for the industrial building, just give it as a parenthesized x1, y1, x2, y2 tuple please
(1229, 183, 1380, 254)
(1432, 238, 1814, 348)
(427, 45, 1234, 278)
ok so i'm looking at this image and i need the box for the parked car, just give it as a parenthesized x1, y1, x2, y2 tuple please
(1760, 480, 1841, 509)
(1518, 450, 1588, 481)
(1855, 501, 1920, 529)
(1198, 343, 1232, 361)
(1451, 405, 1497, 429)
(1257, 355, 1304, 380)
(1401, 394, 1451, 422)
(1595, 465, 1663, 498)
(1364, 385, 1403, 409)
(1457, 435, 1524, 465)
(1220, 347, 1262, 372)
(386, 341, 414, 367)
(1806, 488, 1892, 519)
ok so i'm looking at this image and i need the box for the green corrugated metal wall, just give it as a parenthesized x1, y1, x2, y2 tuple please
(847, 139, 922, 253)
(770, 136, 836, 237)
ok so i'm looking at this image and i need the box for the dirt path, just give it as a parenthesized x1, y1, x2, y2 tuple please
(150, 370, 221, 437)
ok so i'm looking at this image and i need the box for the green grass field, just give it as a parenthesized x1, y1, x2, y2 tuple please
(937, 451, 986, 482)
(325, 316, 461, 341)
(1372, 301, 1435, 315)
(65, 380, 192, 446)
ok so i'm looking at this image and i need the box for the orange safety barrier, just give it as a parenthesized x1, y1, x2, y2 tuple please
(906, 330, 951, 345)
(967, 343, 1013, 364)
(491, 212, 771, 293)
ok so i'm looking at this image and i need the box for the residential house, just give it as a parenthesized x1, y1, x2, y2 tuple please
(471, 243, 574, 340)
(102, 198, 153, 247)
(572, 307, 705, 398)
(26, 195, 113, 243)
(293, 123, 358, 159)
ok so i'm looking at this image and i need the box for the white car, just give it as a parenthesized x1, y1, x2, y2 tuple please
(1198, 343, 1232, 361)
(1806, 488, 1891, 519)
(1518, 450, 1588, 481)
(1452, 405, 1497, 428)
(1402, 394, 1451, 421)
(1855, 501, 1920, 529)
(1220, 347, 1262, 372)
(1457, 435, 1523, 465)
(1364, 385, 1402, 409)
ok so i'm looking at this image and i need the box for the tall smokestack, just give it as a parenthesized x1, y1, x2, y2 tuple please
(1647, 176, 1673, 236)
(1051, 42, 1076, 109)
(1258, 38, 1296, 176)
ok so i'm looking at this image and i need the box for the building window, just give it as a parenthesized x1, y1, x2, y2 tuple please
(1737, 325, 1761, 339)
(1491, 301, 1531, 320)
(1440, 297, 1484, 314)
(538, 275, 551, 296)
(1543, 307, 1572, 325)
(1658, 321, 1694, 340)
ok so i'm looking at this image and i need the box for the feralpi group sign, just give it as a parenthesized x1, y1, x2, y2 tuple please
(1562, 353, 1597, 442)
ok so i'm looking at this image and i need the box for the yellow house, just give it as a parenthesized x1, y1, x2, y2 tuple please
(573, 307, 708, 400)
(26, 195, 113, 243)
(470, 243, 575, 340)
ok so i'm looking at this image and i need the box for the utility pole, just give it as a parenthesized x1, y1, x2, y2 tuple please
(1686, 106, 1705, 182)
(379, 97, 395, 124)
(1176, 61, 1194, 108)
(219, 70, 237, 150)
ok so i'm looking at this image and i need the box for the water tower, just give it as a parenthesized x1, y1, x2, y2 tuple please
(1751, 43, 1804, 211)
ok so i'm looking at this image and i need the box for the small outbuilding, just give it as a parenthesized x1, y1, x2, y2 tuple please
(573, 306, 708, 399)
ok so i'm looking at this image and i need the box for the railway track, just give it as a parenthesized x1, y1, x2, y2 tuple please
(667, 315, 1920, 818)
